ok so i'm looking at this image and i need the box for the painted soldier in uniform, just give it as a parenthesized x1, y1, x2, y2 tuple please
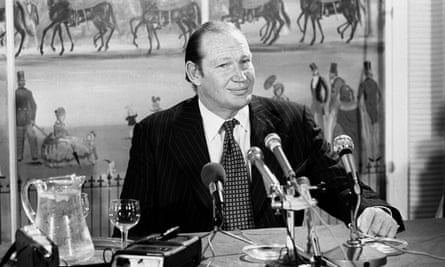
(309, 62, 329, 133)
(15, 71, 39, 162)
(358, 61, 382, 162)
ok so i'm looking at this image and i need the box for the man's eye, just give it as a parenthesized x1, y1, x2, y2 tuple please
(217, 63, 229, 68)
(241, 59, 251, 65)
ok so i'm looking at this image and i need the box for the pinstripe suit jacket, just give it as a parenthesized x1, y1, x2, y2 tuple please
(121, 95, 404, 237)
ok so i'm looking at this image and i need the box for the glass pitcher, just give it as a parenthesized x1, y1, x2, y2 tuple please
(21, 174, 95, 265)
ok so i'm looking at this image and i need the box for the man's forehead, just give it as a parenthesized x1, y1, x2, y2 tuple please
(201, 31, 250, 59)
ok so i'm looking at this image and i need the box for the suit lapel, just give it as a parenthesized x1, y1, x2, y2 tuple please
(169, 96, 289, 222)
(249, 97, 286, 221)
(171, 96, 212, 210)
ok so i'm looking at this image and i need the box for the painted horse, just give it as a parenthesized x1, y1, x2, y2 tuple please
(130, 0, 201, 53)
(297, 0, 362, 45)
(129, 1, 161, 54)
(336, 0, 363, 42)
(40, 0, 118, 55)
(222, 0, 290, 45)
(0, 0, 38, 57)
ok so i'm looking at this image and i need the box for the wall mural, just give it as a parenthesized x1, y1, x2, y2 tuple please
(0, 0, 385, 238)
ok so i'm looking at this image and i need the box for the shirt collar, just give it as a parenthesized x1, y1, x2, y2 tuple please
(198, 99, 250, 140)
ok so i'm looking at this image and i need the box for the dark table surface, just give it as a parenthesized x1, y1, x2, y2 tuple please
(1, 218, 444, 266)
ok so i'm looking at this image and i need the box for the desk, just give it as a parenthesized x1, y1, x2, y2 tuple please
(1, 219, 444, 266)
(198, 218, 445, 267)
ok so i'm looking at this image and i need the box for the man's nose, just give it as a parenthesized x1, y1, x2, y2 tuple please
(232, 66, 248, 82)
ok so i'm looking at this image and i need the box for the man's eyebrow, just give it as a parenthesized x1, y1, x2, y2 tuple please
(211, 53, 251, 64)
(211, 57, 231, 64)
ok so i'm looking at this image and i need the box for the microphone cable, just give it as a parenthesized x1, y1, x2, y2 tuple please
(298, 190, 349, 262)
(280, 212, 308, 265)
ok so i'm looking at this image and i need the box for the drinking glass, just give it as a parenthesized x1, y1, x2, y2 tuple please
(108, 199, 141, 248)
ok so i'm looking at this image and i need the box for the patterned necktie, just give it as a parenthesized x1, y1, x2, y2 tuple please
(220, 119, 255, 230)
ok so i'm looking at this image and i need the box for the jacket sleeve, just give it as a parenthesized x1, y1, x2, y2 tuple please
(28, 90, 37, 121)
(119, 121, 159, 238)
(320, 77, 329, 103)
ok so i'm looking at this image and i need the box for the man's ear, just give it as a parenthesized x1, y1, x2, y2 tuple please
(185, 61, 202, 87)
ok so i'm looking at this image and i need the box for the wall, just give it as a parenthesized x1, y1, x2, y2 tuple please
(386, 0, 445, 219)
(1, 0, 388, 240)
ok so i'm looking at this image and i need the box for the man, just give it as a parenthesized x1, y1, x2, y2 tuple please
(120, 21, 403, 238)
(309, 62, 328, 134)
(125, 106, 138, 139)
(328, 62, 345, 114)
(272, 82, 289, 101)
(358, 61, 382, 162)
(15, 70, 39, 162)
(333, 84, 363, 171)
(325, 62, 345, 145)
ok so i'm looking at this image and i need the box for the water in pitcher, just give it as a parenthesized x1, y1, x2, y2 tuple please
(35, 190, 95, 264)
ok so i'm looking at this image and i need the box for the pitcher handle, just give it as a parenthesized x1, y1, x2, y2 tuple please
(21, 179, 39, 224)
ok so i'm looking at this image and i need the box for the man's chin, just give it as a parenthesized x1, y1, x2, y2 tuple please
(233, 93, 252, 105)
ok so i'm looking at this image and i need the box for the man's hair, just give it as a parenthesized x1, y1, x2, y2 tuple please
(184, 21, 243, 90)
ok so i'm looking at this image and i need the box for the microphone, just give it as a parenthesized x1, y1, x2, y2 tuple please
(333, 134, 362, 239)
(265, 133, 309, 195)
(201, 162, 225, 212)
(264, 133, 296, 179)
(333, 135, 360, 195)
(247, 146, 283, 196)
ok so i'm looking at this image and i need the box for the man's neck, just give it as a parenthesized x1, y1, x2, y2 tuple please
(198, 100, 243, 120)
(198, 98, 249, 121)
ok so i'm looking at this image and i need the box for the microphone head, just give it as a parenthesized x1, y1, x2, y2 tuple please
(333, 135, 354, 156)
(264, 133, 281, 151)
(247, 146, 264, 163)
(201, 162, 226, 188)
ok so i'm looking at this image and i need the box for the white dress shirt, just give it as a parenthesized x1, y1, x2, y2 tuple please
(198, 99, 251, 164)
(311, 75, 320, 89)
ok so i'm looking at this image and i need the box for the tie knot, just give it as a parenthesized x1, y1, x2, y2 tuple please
(222, 119, 239, 134)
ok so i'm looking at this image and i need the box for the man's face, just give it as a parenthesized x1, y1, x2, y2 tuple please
(312, 69, 319, 76)
(56, 113, 66, 122)
(196, 31, 255, 118)
(18, 80, 25, 88)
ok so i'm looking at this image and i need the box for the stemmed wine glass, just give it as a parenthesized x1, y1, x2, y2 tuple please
(108, 199, 141, 248)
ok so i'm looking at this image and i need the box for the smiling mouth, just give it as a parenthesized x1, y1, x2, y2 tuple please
(228, 88, 249, 95)
(228, 87, 249, 92)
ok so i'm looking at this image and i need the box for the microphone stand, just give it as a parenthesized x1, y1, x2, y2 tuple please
(201, 200, 255, 257)
(305, 206, 323, 267)
(284, 186, 298, 265)
(322, 135, 387, 266)
(270, 182, 320, 266)
(323, 174, 387, 267)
